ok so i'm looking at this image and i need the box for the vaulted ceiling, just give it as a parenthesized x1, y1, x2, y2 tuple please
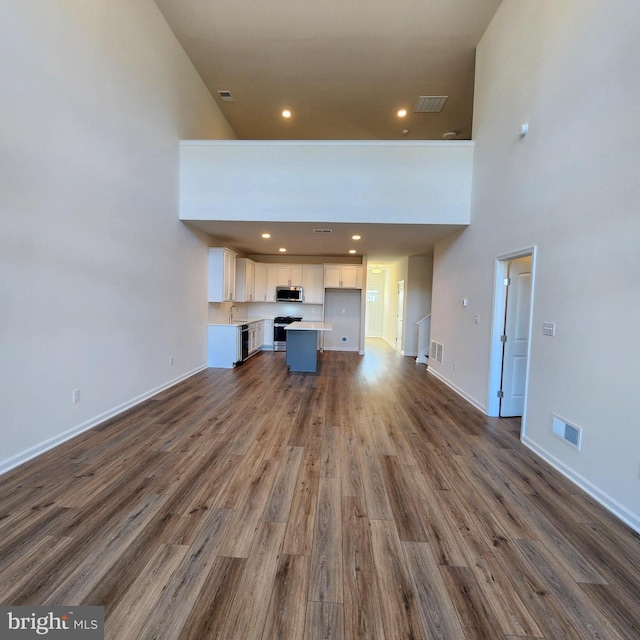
(155, 0, 503, 260)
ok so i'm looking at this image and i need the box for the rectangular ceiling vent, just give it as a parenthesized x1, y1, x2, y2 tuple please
(551, 414, 582, 451)
(414, 96, 448, 113)
(217, 90, 234, 103)
(313, 228, 333, 234)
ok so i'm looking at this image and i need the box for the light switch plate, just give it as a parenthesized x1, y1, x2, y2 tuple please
(543, 322, 556, 337)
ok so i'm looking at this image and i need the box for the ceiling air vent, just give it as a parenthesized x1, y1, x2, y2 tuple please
(217, 90, 234, 103)
(313, 229, 333, 234)
(414, 96, 448, 113)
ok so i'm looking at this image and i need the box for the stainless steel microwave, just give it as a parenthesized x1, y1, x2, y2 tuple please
(276, 286, 303, 302)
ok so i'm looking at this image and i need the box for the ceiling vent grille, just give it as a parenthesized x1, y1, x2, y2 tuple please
(414, 96, 448, 113)
(217, 90, 234, 103)
(313, 229, 333, 234)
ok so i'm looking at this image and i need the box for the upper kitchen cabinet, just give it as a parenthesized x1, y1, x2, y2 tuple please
(235, 258, 256, 302)
(268, 264, 303, 289)
(324, 265, 363, 289)
(254, 263, 269, 302)
(208, 247, 237, 302)
(302, 266, 324, 304)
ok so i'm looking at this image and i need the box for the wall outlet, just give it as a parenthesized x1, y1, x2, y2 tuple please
(474, 315, 480, 324)
(72, 389, 80, 404)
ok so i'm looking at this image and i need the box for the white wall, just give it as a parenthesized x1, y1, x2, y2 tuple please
(0, 0, 235, 470)
(430, 0, 640, 530)
(180, 140, 474, 224)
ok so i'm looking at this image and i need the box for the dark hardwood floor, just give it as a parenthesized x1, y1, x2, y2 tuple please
(1, 339, 638, 639)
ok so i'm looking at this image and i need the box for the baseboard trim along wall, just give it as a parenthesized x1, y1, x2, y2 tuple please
(522, 436, 640, 535)
(427, 367, 640, 534)
(0, 365, 208, 477)
(426, 367, 487, 414)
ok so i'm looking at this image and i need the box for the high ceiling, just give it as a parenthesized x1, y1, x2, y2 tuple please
(155, 0, 502, 261)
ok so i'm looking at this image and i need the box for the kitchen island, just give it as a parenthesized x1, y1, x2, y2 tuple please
(285, 321, 333, 372)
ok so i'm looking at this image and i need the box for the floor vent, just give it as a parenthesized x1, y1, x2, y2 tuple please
(551, 414, 582, 451)
(313, 228, 332, 234)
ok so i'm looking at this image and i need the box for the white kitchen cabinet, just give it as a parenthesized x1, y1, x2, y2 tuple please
(262, 319, 274, 350)
(208, 248, 237, 302)
(302, 266, 324, 304)
(235, 258, 255, 302)
(289, 266, 303, 286)
(324, 264, 363, 289)
(254, 264, 269, 302)
(247, 320, 264, 357)
(207, 324, 241, 368)
(268, 264, 303, 289)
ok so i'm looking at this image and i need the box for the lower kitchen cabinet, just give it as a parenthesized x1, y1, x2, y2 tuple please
(247, 320, 264, 357)
(207, 324, 240, 368)
(263, 319, 274, 350)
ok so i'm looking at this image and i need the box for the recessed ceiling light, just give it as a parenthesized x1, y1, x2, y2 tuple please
(349, 249, 357, 254)
(351, 235, 361, 240)
(397, 109, 407, 118)
(282, 109, 291, 118)
(261, 233, 271, 239)
(279, 247, 287, 252)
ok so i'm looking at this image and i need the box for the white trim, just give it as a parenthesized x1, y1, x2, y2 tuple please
(0, 365, 207, 477)
(427, 367, 487, 414)
(522, 436, 640, 535)
(427, 363, 640, 534)
(181, 139, 474, 149)
(487, 247, 537, 442)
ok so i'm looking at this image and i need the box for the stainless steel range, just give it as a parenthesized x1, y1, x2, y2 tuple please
(273, 316, 302, 352)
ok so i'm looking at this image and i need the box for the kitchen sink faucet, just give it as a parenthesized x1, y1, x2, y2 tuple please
(229, 305, 239, 323)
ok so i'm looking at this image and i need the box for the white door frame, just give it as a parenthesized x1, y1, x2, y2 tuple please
(487, 247, 537, 439)
(396, 280, 405, 352)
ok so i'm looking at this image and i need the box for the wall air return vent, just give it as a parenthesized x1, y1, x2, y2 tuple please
(551, 414, 583, 451)
(430, 340, 444, 364)
(414, 96, 448, 113)
(217, 90, 234, 102)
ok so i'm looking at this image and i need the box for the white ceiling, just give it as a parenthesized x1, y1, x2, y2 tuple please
(154, 0, 501, 262)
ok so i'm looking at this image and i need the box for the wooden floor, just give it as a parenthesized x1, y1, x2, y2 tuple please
(1, 339, 639, 639)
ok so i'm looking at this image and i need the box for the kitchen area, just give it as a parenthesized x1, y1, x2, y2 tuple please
(206, 247, 364, 370)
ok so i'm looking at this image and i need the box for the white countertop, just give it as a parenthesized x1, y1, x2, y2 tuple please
(285, 321, 333, 331)
(208, 317, 265, 326)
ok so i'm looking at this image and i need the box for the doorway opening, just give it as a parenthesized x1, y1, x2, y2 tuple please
(488, 248, 536, 438)
(396, 280, 405, 351)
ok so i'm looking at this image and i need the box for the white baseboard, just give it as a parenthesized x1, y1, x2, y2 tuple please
(0, 365, 207, 477)
(425, 367, 640, 534)
(522, 436, 640, 535)
(426, 367, 487, 414)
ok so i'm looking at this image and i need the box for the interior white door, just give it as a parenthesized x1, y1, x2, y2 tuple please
(396, 280, 405, 351)
(500, 257, 532, 417)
